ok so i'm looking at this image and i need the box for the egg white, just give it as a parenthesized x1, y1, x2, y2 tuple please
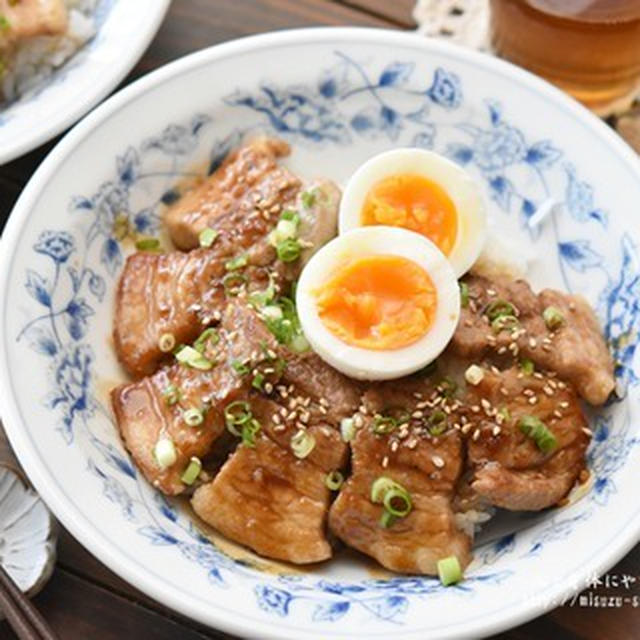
(296, 226, 461, 380)
(338, 148, 487, 277)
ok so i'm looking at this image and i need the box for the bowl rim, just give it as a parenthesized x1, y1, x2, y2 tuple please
(0, 0, 172, 165)
(1, 27, 639, 640)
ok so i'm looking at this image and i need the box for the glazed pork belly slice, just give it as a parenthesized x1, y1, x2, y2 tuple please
(165, 138, 300, 251)
(114, 177, 341, 379)
(328, 414, 471, 575)
(461, 365, 590, 511)
(277, 351, 363, 426)
(113, 245, 278, 379)
(452, 274, 615, 405)
(192, 434, 332, 564)
(191, 394, 348, 564)
(111, 301, 280, 496)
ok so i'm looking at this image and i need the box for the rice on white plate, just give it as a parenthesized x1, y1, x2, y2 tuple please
(1, 0, 98, 102)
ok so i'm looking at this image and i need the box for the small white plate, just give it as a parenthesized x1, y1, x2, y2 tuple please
(0, 0, 170, 164)
(0, 28, 639, 640)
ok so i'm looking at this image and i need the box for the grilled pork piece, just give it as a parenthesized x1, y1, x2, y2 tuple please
(250, 395, 349, 472)
(329, 419, 471, 575)
(191, 395, 346, 565)
(114, 173, 340, 379)
(192, 433, 332, 564)
(463, 366, 590, 511)
(452, 274, 614, 405)
(279, 351, 363, 426)
(165, 138, 300, 251)
(111, 301, 279, 495)
(0, 0, 67, 51)
(113, 246, 277, 379)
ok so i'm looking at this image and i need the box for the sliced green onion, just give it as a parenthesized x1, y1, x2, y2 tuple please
(158, 332, 176, 353)
(153, 438, 177, 469)
(248, 278, 276, 308)
(464, 364, 485, 386)
(224, 401, 252, 433)
(136, 236, 161, 251)
(225, 254, 248, 271)
(439, 377, 458, 398)
(459, 281, 469, 308)
(370, 476, 398, 503)
(518, 415, 558, 453)
(252, 372, 265, 390)
(280, 209, 300, 224)
(372, 415, 397, 435)
(193, 328, 219, 353)
(497, 406, 511, 423)
(222, 272, 248, 295)
(162, 384, 180, 405)
(242, 418, 261, 448)
(379, 510, 397, 528)
(427, 410, 448, 436)
(291, 429, 316, 459)
(289, 333, 310, 353)
(198, 228, 218, 248)
(485, 299, 516, 321)
(543, 305, 565, 330)
(261, 305, 283, 321)
(325, 470, 344, 491)
(175, 345, 213, 370)
(276, 219, 297, 240)
(437, 555, 462, 586)
(183, 407, 204, 427)
(181, 457, 202, 485)
(231, 359, 250, 375)
(0, 16, 11, 31)
(520, 358, 535, 375)
(491, 314, 519, 334)
(276, 238, 302, 263)
(340, 417, 356, 442)
(383, 486, 412, 517)
(301, 190, 316, 208)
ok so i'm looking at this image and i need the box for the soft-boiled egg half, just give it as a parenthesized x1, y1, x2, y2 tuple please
(296, 226, 460, 380)
(339, 148, 487, 277)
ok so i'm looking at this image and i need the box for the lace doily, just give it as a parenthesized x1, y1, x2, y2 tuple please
(412, 0, 640, 152)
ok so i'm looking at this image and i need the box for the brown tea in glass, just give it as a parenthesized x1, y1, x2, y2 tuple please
(489, 0, 640, 114)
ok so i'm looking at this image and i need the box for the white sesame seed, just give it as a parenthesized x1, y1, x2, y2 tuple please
(391, 441, 399, 452)
(381, 456, 389, 468)
(432, 455, 445, 468)
(492, 425, 502, 437)
(412, 410, 424, 419)
(528, 396, 538, 405)
(528, 337, 537, 349)
(582, 427, 593, 437)
(497, 346, 508, 355)
(472, 429, 481, 441)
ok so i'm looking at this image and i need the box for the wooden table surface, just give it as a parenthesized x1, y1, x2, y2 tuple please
(1, 1, 638, 638)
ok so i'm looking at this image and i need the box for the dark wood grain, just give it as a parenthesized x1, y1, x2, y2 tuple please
(0, 0, 638, 639)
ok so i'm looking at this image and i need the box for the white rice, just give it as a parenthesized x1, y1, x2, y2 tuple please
(1, 0, 98, 102)
(455, 507, 495, 537)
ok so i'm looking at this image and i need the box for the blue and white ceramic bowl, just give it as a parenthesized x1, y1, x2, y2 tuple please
(0, 29, 639, 639)
(0, 0, 170, 164)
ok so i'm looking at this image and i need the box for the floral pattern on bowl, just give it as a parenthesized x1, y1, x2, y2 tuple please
(1, 29, 639, 640)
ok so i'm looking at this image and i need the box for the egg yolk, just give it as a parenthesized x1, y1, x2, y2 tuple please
(315, 255, 438, 350)
(361, 174, 458, 256)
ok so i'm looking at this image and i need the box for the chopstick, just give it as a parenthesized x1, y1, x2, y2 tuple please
(0, 564, 59, 640)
